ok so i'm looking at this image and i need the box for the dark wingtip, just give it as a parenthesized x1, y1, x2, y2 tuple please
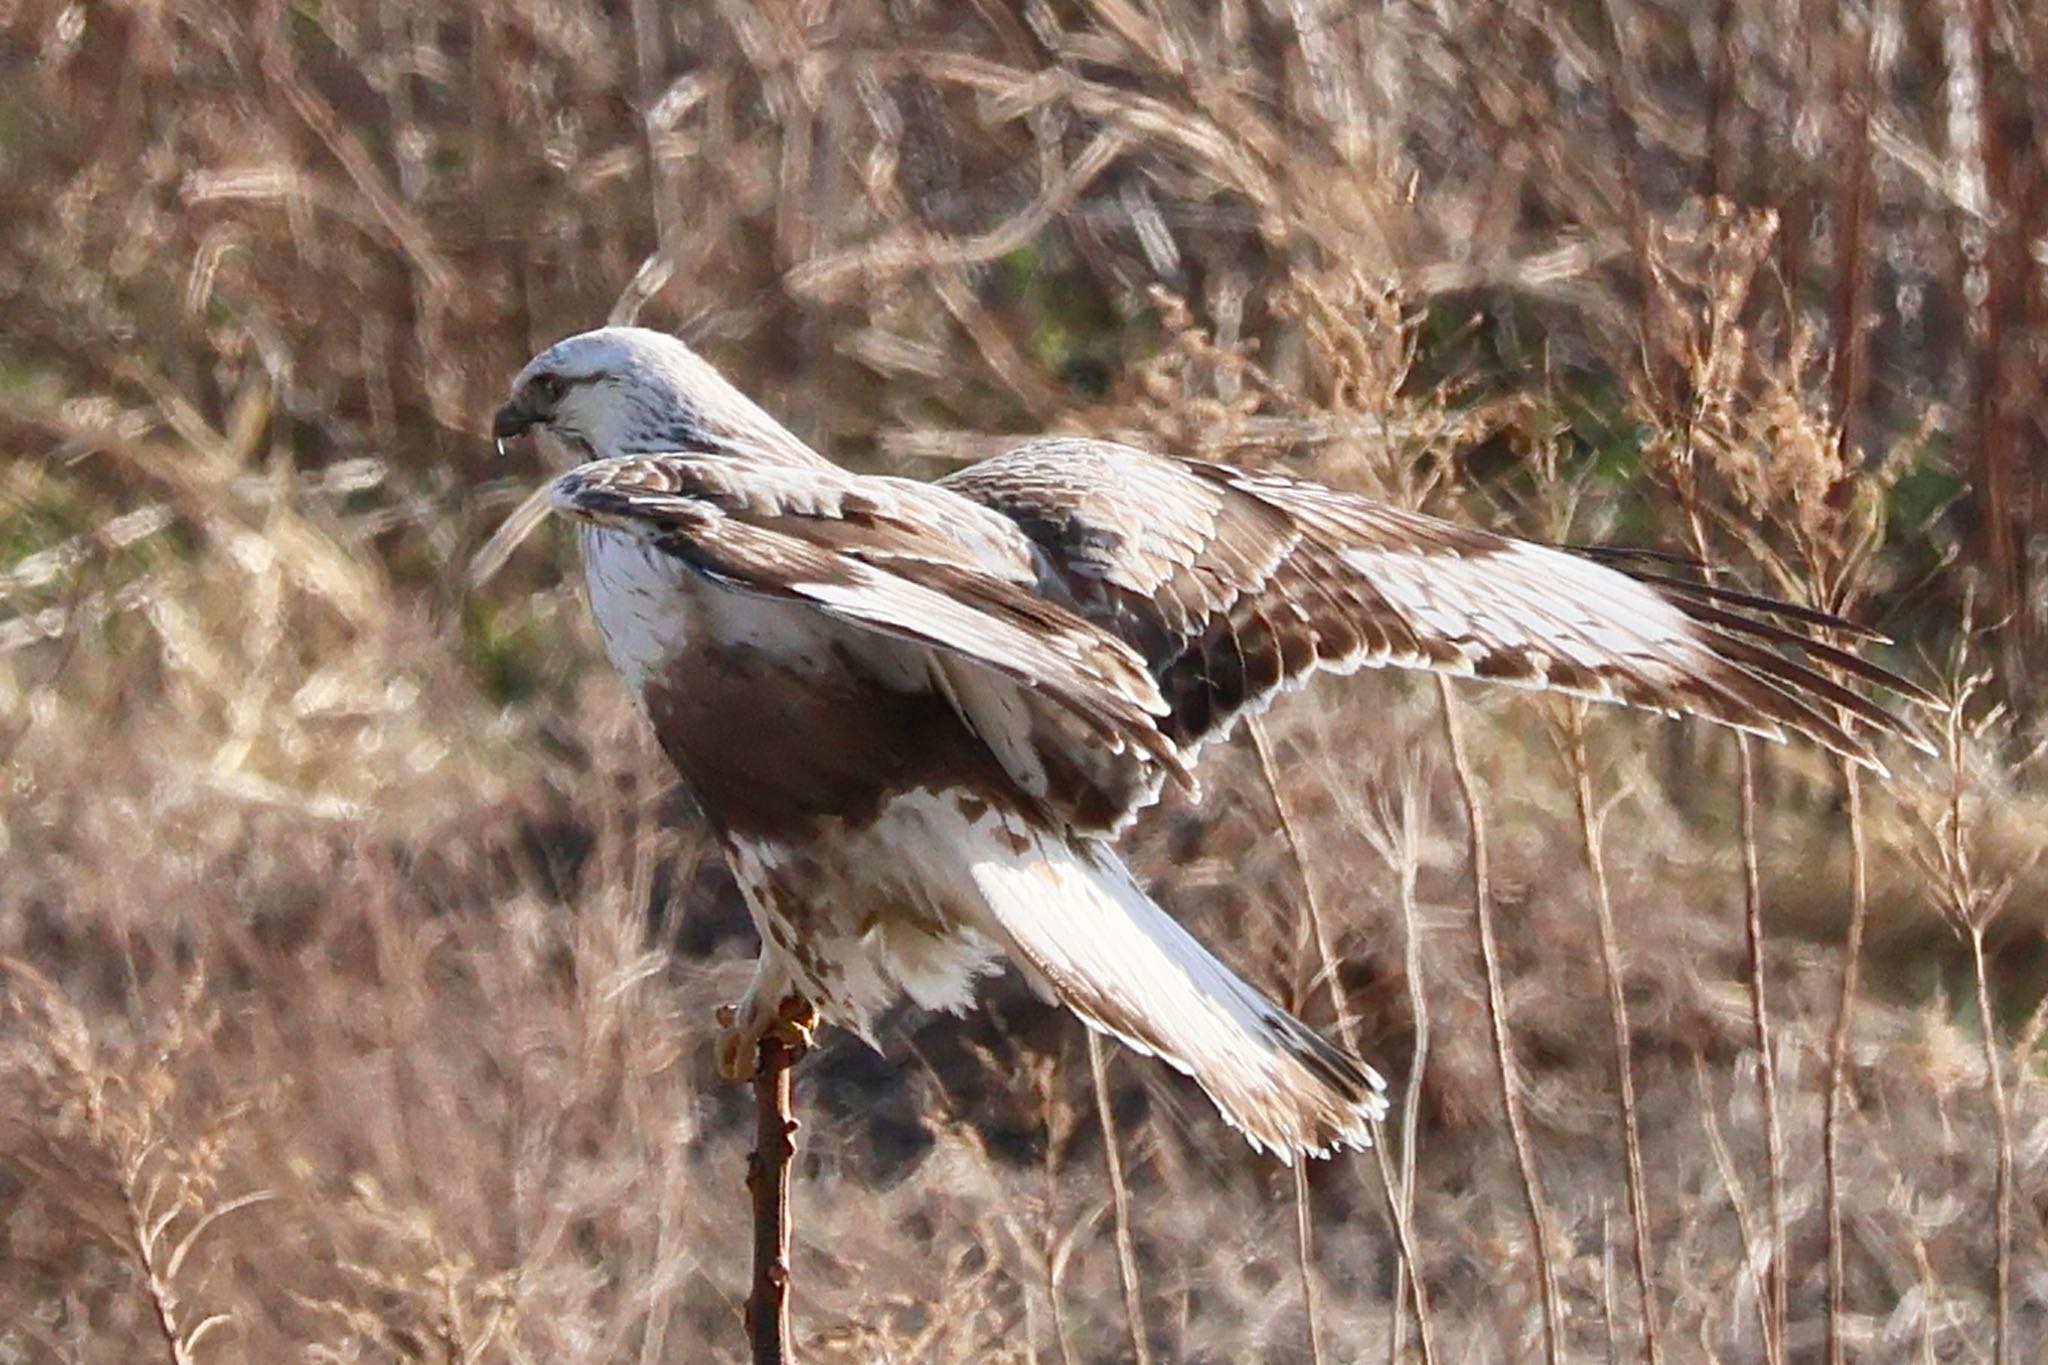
(1565, 543, 1707, 572)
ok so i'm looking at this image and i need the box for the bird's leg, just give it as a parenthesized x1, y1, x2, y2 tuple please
(716, 956, 818, 1082)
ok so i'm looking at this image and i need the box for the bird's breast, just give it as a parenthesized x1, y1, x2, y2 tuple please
(580, 524, 855, 689)
(579, 525, 698, 697)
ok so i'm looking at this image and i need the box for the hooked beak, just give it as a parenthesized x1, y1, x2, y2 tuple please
(492, 397, 540, 441)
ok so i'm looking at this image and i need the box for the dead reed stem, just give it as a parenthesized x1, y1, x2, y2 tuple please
(1249, 717, 1431, 1363)
(1959, 0, 2038, 707)
(1693, 1048, 1769, 1347)
(1772, 244, 1889, 1365)
(748, 1037, 800, 1365)
(1562, 708, 1663, 1362)
(1705, 0, 1738, 197)
(1917, 631, 2017, 1361)
(1601, 1205, 1621, 1359)
(1930, 654, 2015, 1365)
(1087, 1032, 1153, 1365)
(1247, 720, 1330, 1363)
(1371, 1138, 1438, 1365)
(1437, 680, 1562, 1361)
(1291, 1163, 1327, 1365)
(1040, 1074, 1083, 1365)
(1732, 737, 1788, 1365)
(1822, 758, 1868, 1365)
(1674, 494, 1787, 1365)
(1970, 924, 2012, 1365)
(1378, 768, 1438, 1365)
(1829, 5, 1878, 459)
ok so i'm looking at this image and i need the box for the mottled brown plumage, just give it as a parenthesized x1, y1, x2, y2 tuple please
(498, 325, 1929, 1161)
(946, 438, 1933, 771)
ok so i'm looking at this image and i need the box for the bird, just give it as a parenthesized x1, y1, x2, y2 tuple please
(492, 325, 1930, 1162)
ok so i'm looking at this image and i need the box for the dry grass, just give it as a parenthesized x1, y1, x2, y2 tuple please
(5, 0, 2048, 1358)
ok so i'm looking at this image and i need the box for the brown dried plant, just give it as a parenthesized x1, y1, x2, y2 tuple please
(0, 962, 265, 1363)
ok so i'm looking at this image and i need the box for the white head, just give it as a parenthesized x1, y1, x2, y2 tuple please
(493, 326, 824, 466)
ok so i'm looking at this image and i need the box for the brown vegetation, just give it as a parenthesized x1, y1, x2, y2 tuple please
(4, 0, 2046, 1358)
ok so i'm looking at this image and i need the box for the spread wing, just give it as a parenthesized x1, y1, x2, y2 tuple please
(549, 455, 1192, 828)
(942, 438, 1934, 770)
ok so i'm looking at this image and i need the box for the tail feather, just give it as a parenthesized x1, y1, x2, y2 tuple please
(966, 835, 1387, 1161)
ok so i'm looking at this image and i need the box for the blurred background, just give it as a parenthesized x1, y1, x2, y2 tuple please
(3, 0, 2045, 1359)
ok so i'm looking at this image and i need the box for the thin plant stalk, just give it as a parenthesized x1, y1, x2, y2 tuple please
(1705, 0, 1738, 197)
(1040, 1059, 1083, 1365)
(1822, 757, 1869, 1365)
(1087, 1032, 1154, 1365)
(1384, 766, 1437, 1365)
(1931, 659, 2013, 1365)
(1248, 718, 1330, 1363)
(1601, 1205, 1621, 1362)
(1909, 628, 2026, 1363)
(1437, 680, 1562, 1361)
(1675, 498, 1787, 1365)
(1732, 735, 1789, 1365)
(1370, 1138, 1437, 1365)
(1292, 1163, 1327, 1365)
(1694, 1049, 1771, 1353)
(1249, 718, 1435, 1364)
(1830, 2, 1879, 459)
(1563, 707, 1663, 1362)
(1969, 924, 2012, 1365)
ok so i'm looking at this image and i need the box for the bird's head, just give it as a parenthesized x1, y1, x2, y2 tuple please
(493, 327, 704, 459)
(493, 326, 829, 469)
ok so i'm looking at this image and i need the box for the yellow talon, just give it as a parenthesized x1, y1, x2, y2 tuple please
(773, 995, 818, 1041)
(714, 995, 817, 1082)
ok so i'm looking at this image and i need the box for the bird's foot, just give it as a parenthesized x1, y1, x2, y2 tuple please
(715, 993, 818, 1082)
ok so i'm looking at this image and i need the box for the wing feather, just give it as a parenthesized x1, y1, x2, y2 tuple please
(943, 438, 1930, 779)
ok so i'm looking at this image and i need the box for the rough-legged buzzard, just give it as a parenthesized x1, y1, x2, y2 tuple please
(493, 326, 1928, 1161)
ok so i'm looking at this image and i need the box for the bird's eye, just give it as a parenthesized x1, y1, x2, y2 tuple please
(534, 373, 569, 402)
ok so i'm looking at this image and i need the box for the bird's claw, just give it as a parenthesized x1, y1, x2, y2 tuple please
(714, 994, 818, 1082)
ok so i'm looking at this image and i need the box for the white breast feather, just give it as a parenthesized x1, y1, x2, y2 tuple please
(580, 524, 848, 693)
(580, 525, 694, 695)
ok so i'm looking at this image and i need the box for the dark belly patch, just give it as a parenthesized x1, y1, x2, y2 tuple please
(640, 640, 1015, 841)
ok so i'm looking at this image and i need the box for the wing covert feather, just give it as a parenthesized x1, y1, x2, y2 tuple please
(943, 437, 1928, 771)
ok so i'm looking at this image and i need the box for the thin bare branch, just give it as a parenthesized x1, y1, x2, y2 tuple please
(748, 1037, 800, 1364)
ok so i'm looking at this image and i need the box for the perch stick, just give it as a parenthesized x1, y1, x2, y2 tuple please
(748, 1032, 800, 1364)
